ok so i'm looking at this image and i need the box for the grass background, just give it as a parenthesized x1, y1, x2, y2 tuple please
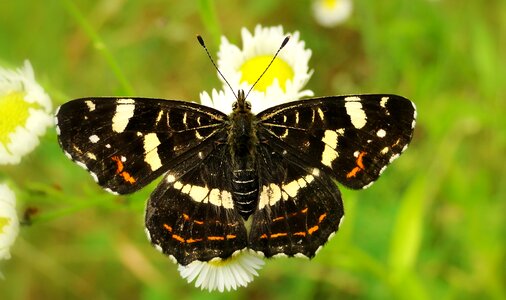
(0, 0, 504, 299)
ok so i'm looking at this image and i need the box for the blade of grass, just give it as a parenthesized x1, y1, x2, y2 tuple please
(59, 0, 135, 95)
(198, 0, 222, 45)
(388, 119, 479, 298)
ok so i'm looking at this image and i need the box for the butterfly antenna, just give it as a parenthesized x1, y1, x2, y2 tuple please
(197, 35, 238, 100)
(245, 36, 290, 99)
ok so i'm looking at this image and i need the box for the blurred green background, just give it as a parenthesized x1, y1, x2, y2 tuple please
(0, 0, 504, 299)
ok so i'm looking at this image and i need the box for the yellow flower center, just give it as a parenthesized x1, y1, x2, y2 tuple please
(208, 253, 240, 267)
(0, 91, 40, 147)
(0, 217, 10, 234)
(323, 0, 338, 9)
(240, 56, 294, 92)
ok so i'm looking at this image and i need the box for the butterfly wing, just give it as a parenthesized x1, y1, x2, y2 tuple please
(249, 132, 344, 258)
(257, 94, 416, 189)
(56, 97, 227, 194)
(145, 143, 248, 265)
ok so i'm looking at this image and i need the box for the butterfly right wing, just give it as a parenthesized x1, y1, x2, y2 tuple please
(56, 97, 227, 194)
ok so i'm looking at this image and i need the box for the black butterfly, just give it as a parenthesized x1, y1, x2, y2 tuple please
(56, 89, 416, 265)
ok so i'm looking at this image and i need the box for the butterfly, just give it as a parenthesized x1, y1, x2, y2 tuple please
(55, 36, 416, 266)
(56, 89, 416, 265)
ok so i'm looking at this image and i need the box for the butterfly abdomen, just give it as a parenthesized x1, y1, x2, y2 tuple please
(228, 106, 259, 219)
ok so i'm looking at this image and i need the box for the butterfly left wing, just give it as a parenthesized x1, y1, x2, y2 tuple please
(257, 94, 416, 189)
(56, 97, 227, 194)
(248, 134, 344, 258)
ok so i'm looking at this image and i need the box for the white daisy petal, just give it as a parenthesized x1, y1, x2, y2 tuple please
(312, 0, 353, 27)
(178, 249, 265, 292)
(0, 183, 19, 278)
(199, 89, 235, 115)
(0, 60, 53, 165)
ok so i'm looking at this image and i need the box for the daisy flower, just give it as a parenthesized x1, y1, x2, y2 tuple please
(0, 183, 19, 278)
(312, 0, 353, 27)
(201, 25, 313, 114)
(0, 60, 53, 165)
(178, 249, 265, 292)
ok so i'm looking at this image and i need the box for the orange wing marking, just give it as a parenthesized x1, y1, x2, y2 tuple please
(346, 151, 366, 178)
(111, 156, 136, 184)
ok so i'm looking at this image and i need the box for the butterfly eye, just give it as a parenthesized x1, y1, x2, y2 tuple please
(232, 101, 238, 109)
(245, 101, 252, 110)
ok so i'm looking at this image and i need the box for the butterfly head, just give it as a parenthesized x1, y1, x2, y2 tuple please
(232, 89, 252, 112)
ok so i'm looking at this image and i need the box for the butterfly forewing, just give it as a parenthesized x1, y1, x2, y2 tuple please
(257, 94, 416, 189)
(56, 97, 227, 194)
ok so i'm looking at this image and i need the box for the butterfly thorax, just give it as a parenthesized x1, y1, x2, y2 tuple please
(228, 90, 259, 220)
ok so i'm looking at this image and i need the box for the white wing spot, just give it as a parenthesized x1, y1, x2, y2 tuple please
(362, 181, 374, 189)
(86, 153, 97, 160)
(377, 129, 386, 138)
(380, 97, 389, 108)
(281, 129, 289, 139)
(89, 135, 100, 143)
(166, 174, 176, 183)
(379, 165, 387, 175)
(381, 147, 389, 154)
(317, 108, 325, 121)
(182, 184, 191, 194)
(155, 110, 164, 125)
(345, 96, 361, 101)
(112, 99, 135, 133)
(389, 153, 400, 163)
(143, 133, 162, 171)
(85, 100, 96, 111)
(104, 188, 119, 195)
(89, 171, 99, 182)
(76, 161, 88, 170)
(182, 112, 187, 127)
(322, 130, 338, 149)
(175, 184, 234, 209)
(189, 185, 209, 203)
(321, 145, 338, 168)
(345, 101, 367, 129)
(105, 144, 111, 148)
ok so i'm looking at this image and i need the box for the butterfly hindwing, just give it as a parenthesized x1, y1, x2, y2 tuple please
(145, 143, 248, 265)
(257, 94, 416, 189)
(249, 133, 344, 258)
(56, 97, 227, 194)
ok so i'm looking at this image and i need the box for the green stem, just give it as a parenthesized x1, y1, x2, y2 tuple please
(59, 0, 135, 95)
(198, 0, 222, 45)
